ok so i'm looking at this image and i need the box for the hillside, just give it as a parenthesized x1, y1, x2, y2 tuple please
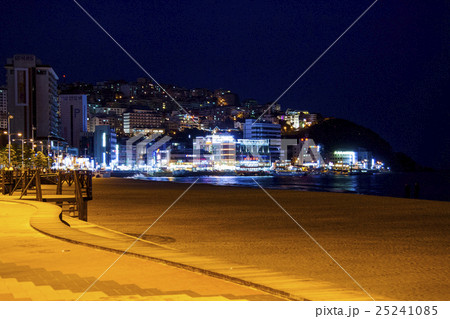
(291, 118, 422, 171)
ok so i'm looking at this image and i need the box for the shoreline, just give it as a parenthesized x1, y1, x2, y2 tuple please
(123, 170, 450, 202)
(88, 178, 450, 300)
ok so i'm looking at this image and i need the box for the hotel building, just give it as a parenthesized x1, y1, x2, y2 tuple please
(5, 54, 60, 140)
(123, 109, 163, 134)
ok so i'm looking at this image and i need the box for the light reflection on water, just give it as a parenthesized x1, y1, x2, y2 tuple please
(136, 171, 450, 202)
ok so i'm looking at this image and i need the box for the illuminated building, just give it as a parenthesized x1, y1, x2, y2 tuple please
(330, 149, 380, 170)
(93, 125, 117, 167)
(331, 151, 356, 166)
(5, 54, 60, 140)
(278, 109, 318, 129)
(168, 142, 194, 168)
(293, 139, 324, 167)
(243, 119, 280, 139)
(244, 119, 281, 163)
(193, 135, 236, 170)
(123, 132, 172, 168)
(123, 109, 163, 134)
(235, 139, 270, 170)
(145, 135, 172, 167)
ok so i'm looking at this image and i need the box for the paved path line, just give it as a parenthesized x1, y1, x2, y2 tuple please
(23, 198, 386, 301)
(0, 198, 283, 301)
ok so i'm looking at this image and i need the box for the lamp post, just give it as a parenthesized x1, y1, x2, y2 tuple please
(47, 135, 51, 169)
(18, 133, 24, 169)
(7, 114, 13, 167)
(32, 126, 36, 146)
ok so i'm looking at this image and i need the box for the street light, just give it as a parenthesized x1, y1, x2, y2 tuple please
(18, 133, 24, 169)
(7, 115, 13, 167)
(47, 135, 51, 169)
(32, 126, 36, 146)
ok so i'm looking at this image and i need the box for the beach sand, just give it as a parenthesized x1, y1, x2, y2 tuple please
(87, 178, 450, 300)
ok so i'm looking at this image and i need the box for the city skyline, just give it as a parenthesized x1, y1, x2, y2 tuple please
(1, 0, 449, 168)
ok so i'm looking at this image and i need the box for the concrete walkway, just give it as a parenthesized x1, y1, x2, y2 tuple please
(0, 198, 284, 301)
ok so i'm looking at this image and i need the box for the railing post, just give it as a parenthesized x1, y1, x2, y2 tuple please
(35, 170, 42, 201)
(56, 171, 62, 195)
(21, 169, 28, 196)
(74, 170, 88, 221)
(8, 170, 14, 195)
(79, 200, 87, 222)
(20, 171, 37, 199)
(86, 171, 93, 200)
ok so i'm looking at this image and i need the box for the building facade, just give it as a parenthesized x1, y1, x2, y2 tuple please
(123, 110, 163, 134)
(193, 135, 236, 170)
(235, 139, 270, 170)
(0, 87, 6, 129)
(243, 119, 281, 162)
(243, 119, 281, 140)
(59, 94, 87, 149)
(293, 138, 324, 167)
(5, 54, 59, 140)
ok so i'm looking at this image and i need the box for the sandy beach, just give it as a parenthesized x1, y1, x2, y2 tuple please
(87, 177, 450, 300)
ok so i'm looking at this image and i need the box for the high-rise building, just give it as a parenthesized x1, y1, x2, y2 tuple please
(59, 94, 88, 149)
(243, 119, 281, 163)
(0, 87, 7, 130)
(5, 54, 59, 140)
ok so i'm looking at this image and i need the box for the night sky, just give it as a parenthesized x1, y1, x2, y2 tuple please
(1, 0, 449, 169)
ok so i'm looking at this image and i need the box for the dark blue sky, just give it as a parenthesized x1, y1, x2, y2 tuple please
(1, 0, 449, 168)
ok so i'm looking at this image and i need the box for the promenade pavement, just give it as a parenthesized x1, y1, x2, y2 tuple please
(0, 198, 284, 301)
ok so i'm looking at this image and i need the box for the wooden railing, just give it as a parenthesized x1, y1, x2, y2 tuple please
(1, 169, 93, 221)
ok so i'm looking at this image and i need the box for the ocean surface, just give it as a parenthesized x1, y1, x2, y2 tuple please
(134, 171, 450, 202)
